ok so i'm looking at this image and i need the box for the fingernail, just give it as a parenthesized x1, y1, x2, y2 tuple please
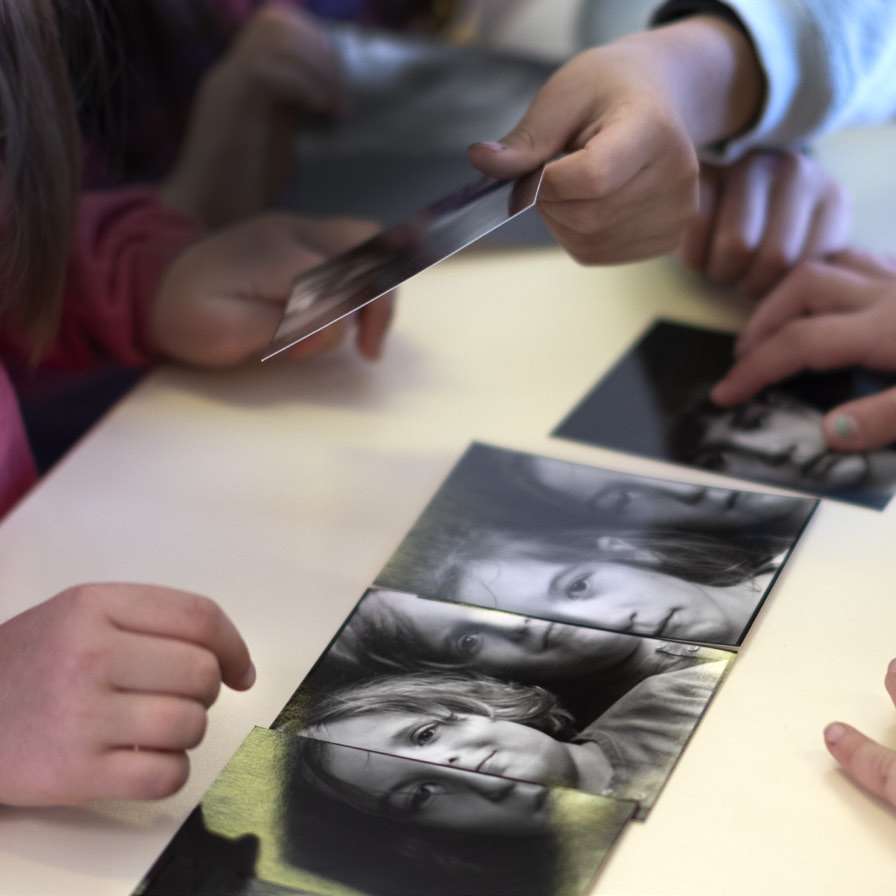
(888, 657, 896, 677)
(832, 414, 857, 440)
(824, 722, 846, 745)
(470, 141, 508, 153)
(240, 661, 257, 690)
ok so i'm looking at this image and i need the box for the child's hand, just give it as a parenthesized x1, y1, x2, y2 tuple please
(160, 2, 347, 227)
(711, 249, 896, 452)
(151, 213, 394, 366)
(677, 150, 850, 296)
(0, 584, 254, 807)
(824, 660, 896, 810)
(467, 16, 764, 264)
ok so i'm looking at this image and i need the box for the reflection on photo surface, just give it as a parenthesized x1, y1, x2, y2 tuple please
(275, 589, 732, 817)
(553, 320, 896, 509)
(136, 727, 632, 896)
(375, 443, 810, 646)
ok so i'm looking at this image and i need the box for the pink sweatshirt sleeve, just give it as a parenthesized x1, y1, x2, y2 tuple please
(36, 188, 204, 369)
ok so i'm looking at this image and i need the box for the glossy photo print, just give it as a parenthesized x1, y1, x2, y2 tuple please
(552, 320, 896, 510)
(374, 442, 816, 647)
(273, 587, 734, 819)
(263, 167, 543, 360)
(135, 727, 633, 896)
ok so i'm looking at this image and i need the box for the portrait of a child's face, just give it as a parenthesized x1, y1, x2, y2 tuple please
(553, 320, 896, 509)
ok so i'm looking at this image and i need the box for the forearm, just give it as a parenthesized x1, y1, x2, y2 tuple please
(654, 0, 896, 157)
(612, 14, 763, 147)
(43, 190, 202, 369)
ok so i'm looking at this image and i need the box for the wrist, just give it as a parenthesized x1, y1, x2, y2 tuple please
(618, 14, 764, 146)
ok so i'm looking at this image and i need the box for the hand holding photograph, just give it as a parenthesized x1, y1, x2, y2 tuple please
(263, 167, 543, 360)
(552, 320, 896, 509)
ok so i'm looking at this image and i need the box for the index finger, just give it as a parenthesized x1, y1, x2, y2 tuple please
(824, 721, 896, 810)
(712, 313, 880, 407)
(103, 585, 254, 691)
(736, 261, 874, 356)
(356, 291, 395, 361)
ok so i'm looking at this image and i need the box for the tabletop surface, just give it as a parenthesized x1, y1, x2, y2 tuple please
(3, 126, 896, 896)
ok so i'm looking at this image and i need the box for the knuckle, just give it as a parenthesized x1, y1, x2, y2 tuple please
(62, 642, 109, 683)
(710, 234, 753, 282)
(191, 650, 223, 703)
(778, 149, 806, 181)
(59, 583, 102, 617)
(182, 593, 223, 645)
(865, 746, 896, 797)
(182, 704, 209, 748)
(154, 699, 208, 748)
(503, 123, 543, 155)
(750, 251, 793, 292)
(137, 755, 191, 800)
(757, 246, 793, 277)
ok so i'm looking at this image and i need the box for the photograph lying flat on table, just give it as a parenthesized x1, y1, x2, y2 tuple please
(135, 440, 817, 895)
(375, 441, 817, 648)
(552, 319, 896, 510)
(135, 727, 634, 896)
(274, 587, 734, 820)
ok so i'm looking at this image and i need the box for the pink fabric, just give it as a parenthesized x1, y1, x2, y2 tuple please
(0, 0, 436, 518)
(0, 189, 203, 516)
(0, 373, 38, 517)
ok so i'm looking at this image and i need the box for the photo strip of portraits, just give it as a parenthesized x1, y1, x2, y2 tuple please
(136, 434, 817, 896)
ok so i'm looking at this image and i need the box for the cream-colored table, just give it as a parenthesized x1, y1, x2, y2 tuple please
(2, 129, 896, 896)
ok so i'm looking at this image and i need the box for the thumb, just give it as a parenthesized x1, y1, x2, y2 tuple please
(468, 80, 585, 179)
(823, 388, 896, 453)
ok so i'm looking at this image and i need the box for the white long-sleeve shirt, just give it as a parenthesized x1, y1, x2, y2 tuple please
(579, 0, 896, 158)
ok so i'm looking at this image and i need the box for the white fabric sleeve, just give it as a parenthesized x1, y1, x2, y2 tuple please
(579, 0, 896, 160)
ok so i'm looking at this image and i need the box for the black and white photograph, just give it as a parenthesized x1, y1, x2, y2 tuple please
(263, 167, 543, 359)
(135, 726, 632, 896)
(374, 442, 816, 647)
(274, 587, 734, 818)
(553, 320, 896, 510)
